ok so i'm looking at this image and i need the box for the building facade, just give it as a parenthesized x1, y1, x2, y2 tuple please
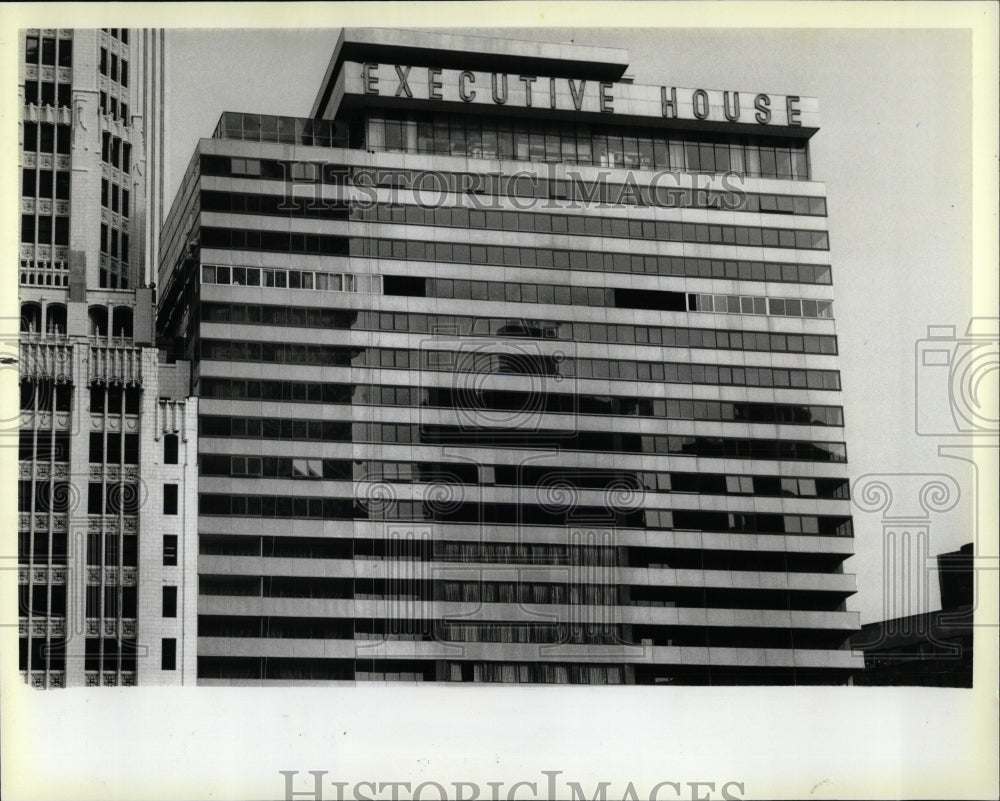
(17, 28, 198, 687)
(158, 29, 864, 685)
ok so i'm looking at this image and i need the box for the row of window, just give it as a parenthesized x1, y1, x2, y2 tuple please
(85, 483, 178, 516)
(204, 154, 821, 216)
(84, 585, 137, 618)
(347, 197, 830, 241)
(53, 531, 174, 570)
(200, 453, 849, 500)
(374, 425, 850, 463)
(367, 113, 812, 179)
(19, 259, 69, 288)
(363, 462, 849, 500)
(198, 415, 847, 463)
(89, 385, 141, 415)
(98, 46, 129, 87)
(198, 340, 842, 390)
(22, 531, 173, 572)
(17, 431, 71, 462)
(197, 535, 845, 577)
(199, 264, 373, 293)
(101, 178, 130, 216)
(388, 276, 835, 320)
(347, 235, 834, 284)
(24, 35, 72, 68)
(22, 168, 70, 200)
(215, 112, 345, 148)
(17, 531, 68, 565)
(84, 531, 136, 567)
(207, 180, 826, 225)
(99, 266, 129, 290)
(98, 89, 129, 123)
(203, 210, 829, 255)
(19, 215, 69, 246)
(689, 293, 833, 319)
(100, 132, 132, 173)
(99, 222, 130, 263)
(199, 302, 839, 355)
(199, 377, 844, 426)
(17, 481, 73, 515)
(21, 122, 70, 155)
(458, 662, 625, 684)
(23, 80, 71, 108)
(199, 574, 849, 608)
(19, 380, 72, 413)
(18, 638, 68, 672)
(103, 28, 130, 44)
(199, 615, 620, 645)
(87, 432, 140, 465)
(18, 585, 67, 617)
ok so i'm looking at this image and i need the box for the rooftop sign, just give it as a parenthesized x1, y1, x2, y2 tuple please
(342, 61, 818, 129)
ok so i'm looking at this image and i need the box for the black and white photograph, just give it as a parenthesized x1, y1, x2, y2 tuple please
(1, 3, 997, 800)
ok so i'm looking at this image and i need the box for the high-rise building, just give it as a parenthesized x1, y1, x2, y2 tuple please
(158, 28, 864, 685)
(16, 28, 198, 688)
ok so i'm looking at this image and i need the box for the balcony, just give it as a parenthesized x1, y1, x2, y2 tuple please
(89, 342, 142, 386)
(19, 337, 73, 382)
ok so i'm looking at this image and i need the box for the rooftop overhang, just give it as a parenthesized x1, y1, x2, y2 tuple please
(311, 28, 630, 120)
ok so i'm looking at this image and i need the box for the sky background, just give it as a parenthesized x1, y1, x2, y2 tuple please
(164, 26, 982, 625)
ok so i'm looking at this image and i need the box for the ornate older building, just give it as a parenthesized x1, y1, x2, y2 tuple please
(17, 28, 197, 687)
(158, 28, 863, 685)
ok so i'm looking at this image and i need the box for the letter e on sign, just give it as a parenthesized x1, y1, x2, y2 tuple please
(786, 95, 802, 127)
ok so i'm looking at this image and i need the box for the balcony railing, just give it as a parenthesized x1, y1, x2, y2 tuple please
(89, 342, 142, 385)
(18, 338, 73, 382)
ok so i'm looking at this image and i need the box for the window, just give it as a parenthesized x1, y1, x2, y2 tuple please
(41, 37, 56, 66)
(162, 586, 177, 617)
(163, 535, 178, 566)
(161, 638, 176, 670)
(58, 38, 72, 67)
(163, 484, 178, 515)
(163, 434, 178, 464)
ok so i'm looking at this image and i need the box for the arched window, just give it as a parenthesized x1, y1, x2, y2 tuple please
(89, 305, 108, 337)
(45, 303, 66, 335)
(111, 306, 133, 339)
(21, 302, 42, 333)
